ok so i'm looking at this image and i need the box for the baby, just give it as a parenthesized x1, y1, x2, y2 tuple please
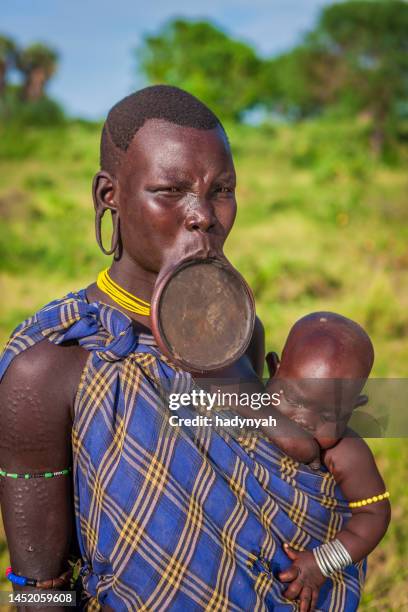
(262, 312, 391, 610)
(192, 311, 390, 610)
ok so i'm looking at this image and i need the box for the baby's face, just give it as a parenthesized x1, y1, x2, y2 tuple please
(268, 378, 358, 446)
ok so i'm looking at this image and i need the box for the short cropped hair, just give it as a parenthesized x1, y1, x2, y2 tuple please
(100, 85, 226, 175)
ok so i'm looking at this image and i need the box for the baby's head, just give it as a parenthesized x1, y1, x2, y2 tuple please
(269, 312, 374, 446)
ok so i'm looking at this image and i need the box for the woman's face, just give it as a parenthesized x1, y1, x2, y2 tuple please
(114, 118, 237, 273)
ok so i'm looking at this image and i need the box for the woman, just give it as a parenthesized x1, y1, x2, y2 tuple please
(0, 85, 365, 611)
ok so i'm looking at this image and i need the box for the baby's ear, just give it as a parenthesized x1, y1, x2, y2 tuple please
(266, 351, 280, 378)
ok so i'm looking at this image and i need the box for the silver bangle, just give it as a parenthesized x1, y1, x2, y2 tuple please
(313, 539, 353, 577)
(326, 540, 344, 566)
(333, 539, 353, 566)
(313, 546, 330, 577)
(324, 542, 340, 569)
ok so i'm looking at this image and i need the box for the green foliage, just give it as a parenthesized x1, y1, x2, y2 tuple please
(16, 42, 58, 78)
(0, 86, 65, 131)
(0, 35, 16, 65)
(137, 3, 408, 154)
(17, 42, 59, 101)
(0, 35, 59, 104)
(259, 47, 328, 119)
(137, 19, 263, 121)
(316, 2, 407, 135)
(261, 1, 408, 151)
(0, 35, 17, 96)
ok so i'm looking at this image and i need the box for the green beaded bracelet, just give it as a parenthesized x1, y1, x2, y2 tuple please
(0, 467, 71, 479)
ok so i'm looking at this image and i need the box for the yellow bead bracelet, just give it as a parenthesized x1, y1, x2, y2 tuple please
(349, 491, 390, 509)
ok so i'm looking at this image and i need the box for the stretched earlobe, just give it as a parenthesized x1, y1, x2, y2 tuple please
(92, 171, 117, 212)
(92, 171, 121, 258)
(95, 208, 121, 257)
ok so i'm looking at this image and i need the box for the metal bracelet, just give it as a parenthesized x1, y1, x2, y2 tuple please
(326, 540, 344, 567)
(313, 546, 330, 577)
(313, 539, 353, 577)
(333, 539, 353, 566)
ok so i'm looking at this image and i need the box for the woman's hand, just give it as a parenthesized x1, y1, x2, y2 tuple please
(264, 351, 321, 467)
(279, 543, 326, 612)
(271, 432, 321, 467)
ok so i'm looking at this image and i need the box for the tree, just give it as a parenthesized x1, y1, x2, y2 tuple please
(264, 1, 408, 152)
(259, 50, 323, 120)
(137, 19, 263, 121)
(311, 0, 408, 153)
(17, 43, 58, 102)
(0, 35, 17, 96)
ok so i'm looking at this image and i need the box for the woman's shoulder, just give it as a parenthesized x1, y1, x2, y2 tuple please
(0, 338, 87, 471)
(0, 288, 91, 424)
(3, 336, 88, 381)
(0, 288, 89, 383)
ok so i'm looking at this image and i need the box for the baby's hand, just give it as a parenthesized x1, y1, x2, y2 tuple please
(279, 543, 326, 612)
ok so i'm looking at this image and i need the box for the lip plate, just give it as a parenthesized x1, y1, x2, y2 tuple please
(150, 257, 256, 374)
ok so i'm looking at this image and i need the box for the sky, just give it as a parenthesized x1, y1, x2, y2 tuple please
(2, 0, 334, 119)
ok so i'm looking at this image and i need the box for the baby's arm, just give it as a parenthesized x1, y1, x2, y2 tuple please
(278, 433, 390, 611)
(322, 432, 391, 561)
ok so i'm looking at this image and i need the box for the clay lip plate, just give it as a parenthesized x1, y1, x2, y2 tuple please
(150, 258, 255, 373)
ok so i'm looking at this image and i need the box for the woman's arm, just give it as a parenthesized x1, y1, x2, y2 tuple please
(0, 341, 85, 612)
(241, 318, 320, 464)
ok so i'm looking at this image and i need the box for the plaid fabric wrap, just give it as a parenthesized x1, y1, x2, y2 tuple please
(0, 290, 366, 612)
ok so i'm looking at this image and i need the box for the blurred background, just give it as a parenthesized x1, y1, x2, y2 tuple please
(0, 0, 407, 609)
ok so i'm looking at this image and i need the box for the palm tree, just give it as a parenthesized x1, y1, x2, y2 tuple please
(17, 43, 58, 101)
(0, 35, 17, 96)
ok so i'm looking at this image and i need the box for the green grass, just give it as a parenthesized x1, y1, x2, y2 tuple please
(0, 116, 407, 608)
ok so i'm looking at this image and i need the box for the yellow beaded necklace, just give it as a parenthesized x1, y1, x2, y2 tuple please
(96, 268, 151, 316)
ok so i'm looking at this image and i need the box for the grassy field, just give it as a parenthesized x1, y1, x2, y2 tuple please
(0, 117, 407, 609)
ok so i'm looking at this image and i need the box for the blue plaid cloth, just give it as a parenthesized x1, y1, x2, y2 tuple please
(0, 290, 366, 611)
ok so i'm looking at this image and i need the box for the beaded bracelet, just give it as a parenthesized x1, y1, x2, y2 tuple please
(349, 490, 390, 508)
(0, 467, 71, 479)
(6, 566, 73, 589)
